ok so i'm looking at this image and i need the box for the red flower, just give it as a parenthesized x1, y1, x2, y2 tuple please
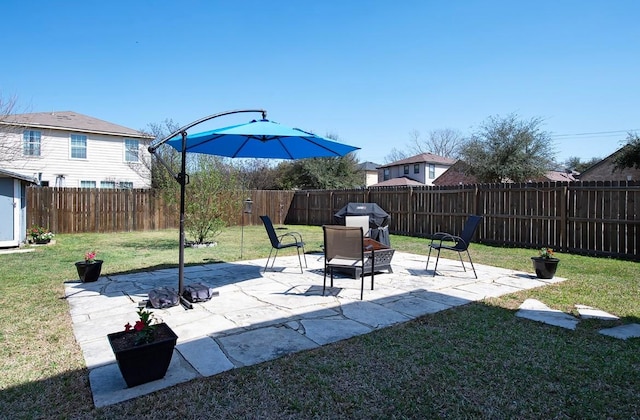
(134, 320, 145, 331)
(124, 322, 132, 331)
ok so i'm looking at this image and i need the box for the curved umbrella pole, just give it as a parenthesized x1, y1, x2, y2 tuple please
(148, 109, 266, 309)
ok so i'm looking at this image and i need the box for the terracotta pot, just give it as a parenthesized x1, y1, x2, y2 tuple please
(75, 260, 104, 282)
(107, 323, 178, 387)
(531, 257, 559, 279)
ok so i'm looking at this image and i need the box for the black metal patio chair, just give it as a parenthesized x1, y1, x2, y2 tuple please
(426, 215, 483, 278)
(260, 215, 307, 273)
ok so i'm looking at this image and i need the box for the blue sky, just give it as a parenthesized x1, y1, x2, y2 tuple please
(3, 1, 638, 165)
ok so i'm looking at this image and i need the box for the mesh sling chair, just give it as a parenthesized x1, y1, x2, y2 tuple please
(345, 215, 371, 237)
(260, 215, 307, 273)
(426, 215, 483, 279)
(323, 225, 374, 300)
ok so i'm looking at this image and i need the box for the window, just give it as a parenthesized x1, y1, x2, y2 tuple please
(118, 181, 133, 189)
(100, 181, 116, 189)
(383, 168, 390, 181)
(124, 139, 139, 162)
(414, 164, 420, 174)
(71, 135, 87, 159)
(428, 164, 436, 179)
(403, 165, 409, 175)
(80, 180, 96, 188)
(23, 130, 41, 156)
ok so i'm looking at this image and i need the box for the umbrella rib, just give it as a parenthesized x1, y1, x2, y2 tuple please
(300, 136, 343, 156)
(278, 138, 295, 159)
(231, 137, 252, 158)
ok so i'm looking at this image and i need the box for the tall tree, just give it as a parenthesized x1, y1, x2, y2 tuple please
(458, 114, 555, 183)
(235, 158, 281, 190)
(137, 119, 182, 190)
(408, 128, 464, 158)
(383, 147, 408, 164)
(277, 153, 362, 189)
(613, 132, 640, 170)
(0, 94, 28, 167)
(563, 156, 602, 173)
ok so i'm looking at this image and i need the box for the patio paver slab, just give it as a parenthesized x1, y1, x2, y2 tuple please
(65, 251, 566, 407)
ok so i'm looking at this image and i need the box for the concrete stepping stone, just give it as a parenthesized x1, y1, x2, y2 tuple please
(575, 304, 619, 320)
(516, 299, 579, 330)
(599, 323, 640, 340)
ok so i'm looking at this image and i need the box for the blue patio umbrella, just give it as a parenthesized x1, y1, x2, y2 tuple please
(149, 109, 360, 308)
(166, 118, 359, 159)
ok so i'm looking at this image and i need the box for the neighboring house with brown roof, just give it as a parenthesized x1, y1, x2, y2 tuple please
(358, 161, 381, 187)
(434, 161, 578, 186)
(0, 111, 153, 188)
(369, 176, 424, 187)
(579, 145, 640, 182)
(377, 153, 456, 186)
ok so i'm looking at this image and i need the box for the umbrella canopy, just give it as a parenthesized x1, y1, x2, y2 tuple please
(149, 110, 360, 309)
(166, 119, 359, 159)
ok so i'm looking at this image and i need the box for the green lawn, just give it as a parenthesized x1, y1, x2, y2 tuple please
(0, 225, 638, 418)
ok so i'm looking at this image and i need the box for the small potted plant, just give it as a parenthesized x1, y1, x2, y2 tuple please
(74, 250, 104, 282)
(28, 225, 54, 244)
(531, 247, 560, 279)
(107, 307, 178, 387)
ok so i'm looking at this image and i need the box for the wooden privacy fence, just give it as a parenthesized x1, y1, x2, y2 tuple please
(27, 188, 295, 234)
(27, 182, 639, 260)
(285, 181, 640, 261)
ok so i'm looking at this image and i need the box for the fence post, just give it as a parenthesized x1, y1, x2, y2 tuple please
(560, 184, 568, 252)
(407, 187, 413, 234)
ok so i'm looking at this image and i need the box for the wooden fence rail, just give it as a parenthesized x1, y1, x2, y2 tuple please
(285, 181, 640, 261)
(27, 188, 295, 234)
(27, 182, 639, 260)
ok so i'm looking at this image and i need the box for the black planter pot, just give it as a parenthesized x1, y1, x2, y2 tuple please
(107, 323, 178, 387)
(75, 260, 104, 282)
(531, 257, 559, 279)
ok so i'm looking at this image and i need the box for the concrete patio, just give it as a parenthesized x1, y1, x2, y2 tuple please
(65, 251, 565, 407)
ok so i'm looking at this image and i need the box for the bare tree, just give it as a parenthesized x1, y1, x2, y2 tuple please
(135, 119, 182, 190)
(0, 94, 28, 166)
(383, 128, 464, 164)
(408, 128, 464, 158)
(383, 147, 408, 163)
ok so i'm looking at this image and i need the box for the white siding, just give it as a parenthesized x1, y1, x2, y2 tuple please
(377, 162, 452, 186)
(0, 128, 151, 188)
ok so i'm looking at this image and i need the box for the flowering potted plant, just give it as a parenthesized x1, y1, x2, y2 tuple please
(74, 250, 104, 282)
(531, 247, 559, 279)
(28, 225, 54, 244)
(107, 307, 178, 387)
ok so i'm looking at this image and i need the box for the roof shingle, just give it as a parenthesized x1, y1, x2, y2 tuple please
(1, 111, 152, 139)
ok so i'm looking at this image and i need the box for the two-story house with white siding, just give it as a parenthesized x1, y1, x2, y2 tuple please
(0, 111, 153, 188)
(372, 153, 456, 187)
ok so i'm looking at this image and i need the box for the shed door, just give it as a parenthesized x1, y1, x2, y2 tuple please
(0, 179, 15, 241)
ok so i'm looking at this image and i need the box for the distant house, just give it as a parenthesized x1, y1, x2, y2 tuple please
(0, 168, 36, 247)
(376, 153, 456, 186)
(432, 161, 477, 186)
(0, 111, 154, 189)
(579, 145, 640, 182)
(433, 161, 577, 186)
(358, 161, 380, 187)
(369, 177, 424, 187)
